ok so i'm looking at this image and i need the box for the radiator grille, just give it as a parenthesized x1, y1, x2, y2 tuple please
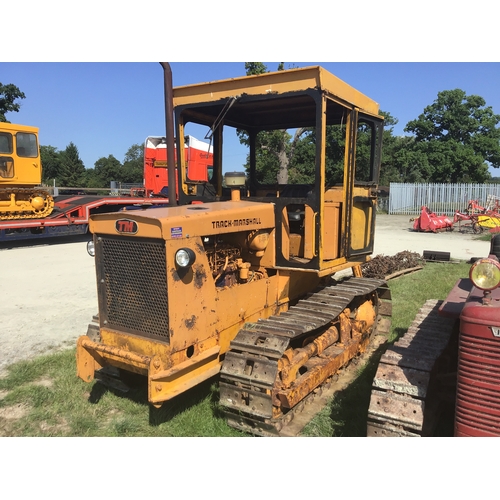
(97, 235, 169, 342)
(456, 332, 500, 435)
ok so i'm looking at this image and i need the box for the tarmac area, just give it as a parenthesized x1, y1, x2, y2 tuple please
(0, 214, 492, 374)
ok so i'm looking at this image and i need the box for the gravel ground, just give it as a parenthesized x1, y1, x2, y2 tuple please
(0, 214, 491, 376)
(0, 234, 96, 375)
(373, 214, 490, 261)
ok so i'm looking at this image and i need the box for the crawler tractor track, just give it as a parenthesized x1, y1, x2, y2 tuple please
(367, 299, 458, 437)
(0, 188, 54, 220)
(219, 277, 392, 436)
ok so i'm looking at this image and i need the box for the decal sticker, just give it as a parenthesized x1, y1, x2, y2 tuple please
(171, 226, 183, 239)
(115, 219, 138, 234)
(211, 217, 262, 229)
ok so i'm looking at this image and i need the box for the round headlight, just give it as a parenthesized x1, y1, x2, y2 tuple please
(87, 239, 95, 257)
(175, 248, 196, 268)
(469, 258, 500, 291)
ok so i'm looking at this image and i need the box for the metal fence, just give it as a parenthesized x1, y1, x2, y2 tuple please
(388, 183, 500, 216)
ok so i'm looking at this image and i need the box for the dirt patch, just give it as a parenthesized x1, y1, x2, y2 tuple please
(0, 403, 30, 436)
(37, 417, 71, 435)
(0, 403, 29, 420)
(32, 376, 54, 389)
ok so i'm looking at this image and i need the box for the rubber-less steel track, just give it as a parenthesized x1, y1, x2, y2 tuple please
(0, 188, 54, 220)
(219, 277, 391, 436)
(367, 299, 458, 437)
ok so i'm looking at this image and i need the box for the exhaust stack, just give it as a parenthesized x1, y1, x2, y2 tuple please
(160, 62, 177, 207)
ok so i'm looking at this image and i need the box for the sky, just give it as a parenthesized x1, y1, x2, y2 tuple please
(3, 62, 500, 178)
(2, 4, 499, 183)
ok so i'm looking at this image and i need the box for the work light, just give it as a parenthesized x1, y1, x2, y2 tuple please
(175, 248, 196, 268)
(469, 258, 500, 291)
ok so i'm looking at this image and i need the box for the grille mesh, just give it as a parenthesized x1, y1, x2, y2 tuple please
(97, 235, 169, 342)
(456, 333, 500, 433)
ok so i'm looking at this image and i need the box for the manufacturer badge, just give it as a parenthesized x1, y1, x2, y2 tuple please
(492, 327, 500, 338)
(115, 219, 138, 234)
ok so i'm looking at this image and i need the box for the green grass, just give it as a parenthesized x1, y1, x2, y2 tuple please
(0, 351, 245, 437)
(0, 261, 471, 437)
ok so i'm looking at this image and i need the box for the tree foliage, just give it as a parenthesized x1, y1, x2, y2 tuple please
(237, 68, 500, 185)
(0, 83, 26, 122)
(238, 63, 305, 184)
(41, 141, 144, 188)
(403, 89, 500, 182)
(121, 143, 144, 183)
(94, 155, 122, 184)
(58, 142, 86, 187)
(244, 62, 268, 76)
(40, 145, 62, 183)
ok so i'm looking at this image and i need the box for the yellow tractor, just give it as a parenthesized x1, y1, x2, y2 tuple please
(0, 122, 54, 220)
(77, 64, 390, 435)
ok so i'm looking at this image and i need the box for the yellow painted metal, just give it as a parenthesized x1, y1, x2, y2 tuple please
(277, 332, 372, 410)
(279, 326, 340, 387)
(76, 332, 222, 404)
(273, 293, 377, 411)
(0, 122, 54, 219)
(478, 214, 500, 229)
(0, 123, 41, 186)
(91, 199, 276, 242)
(148, 346, 220, 404)
(77, 65, 384, 416)
(173, 66, 380, 117)
(350, 185, 375, 252)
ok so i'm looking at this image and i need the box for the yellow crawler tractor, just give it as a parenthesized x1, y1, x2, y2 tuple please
(76, 64, 390, 435)
(0, 122, 54, 220)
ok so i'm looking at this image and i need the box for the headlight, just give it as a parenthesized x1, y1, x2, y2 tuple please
(469, 258, 500, 291)
(175, 248, 196, 268)
(87, 239, 95, 257)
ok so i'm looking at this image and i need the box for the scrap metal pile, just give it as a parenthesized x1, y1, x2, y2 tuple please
(361, 251, 425, 280)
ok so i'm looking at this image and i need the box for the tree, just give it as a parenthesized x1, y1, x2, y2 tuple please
(244, 62, 268, 76)
(80, 167, 102, 188)
(404, 89, 500, 182)
(94, 155, 122, 185)
(0, 83, 26, 122)
(378, 111, 427, 184)
(238, 63, 306, 184)
(40, 145, 62, 184)
(121, 143, 144, 183)
(58, 142, 86, 186)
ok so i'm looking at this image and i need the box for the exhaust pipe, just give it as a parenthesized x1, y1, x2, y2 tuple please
(160, 62, 177, 207)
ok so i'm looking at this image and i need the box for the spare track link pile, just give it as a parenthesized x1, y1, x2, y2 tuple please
(219, 277, 390, 436)
(367, 299, 457, 437)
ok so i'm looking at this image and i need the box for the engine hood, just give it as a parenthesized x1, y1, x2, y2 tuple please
(89, 200, 276, 239)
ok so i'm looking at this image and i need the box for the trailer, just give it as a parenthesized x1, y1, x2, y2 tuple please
(0, 133, 212, 242)
(0, 194, 169, 242)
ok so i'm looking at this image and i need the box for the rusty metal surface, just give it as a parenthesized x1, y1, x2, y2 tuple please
(361, 251, 425, 280)
(368, 389, 425, 431)
(367, 299, 458, 437)
(219, 277, 391, 436)
(372, 364, 430, 398)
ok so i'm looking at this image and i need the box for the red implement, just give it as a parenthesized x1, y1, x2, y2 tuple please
(413, 206, 453, 233)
